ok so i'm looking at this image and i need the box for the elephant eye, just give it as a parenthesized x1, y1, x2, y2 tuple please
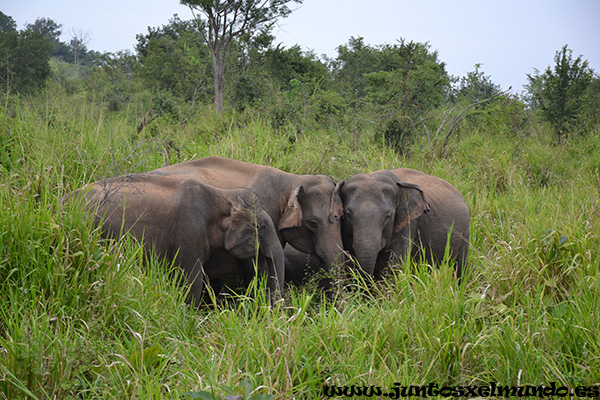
(307, 220, 320, 231)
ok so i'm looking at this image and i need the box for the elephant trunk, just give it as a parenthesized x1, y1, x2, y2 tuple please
(353, 247, 380, 276)
(259, 229, 286, 297)
(351, 228, 384, 276)
(315, 236, 346, 271)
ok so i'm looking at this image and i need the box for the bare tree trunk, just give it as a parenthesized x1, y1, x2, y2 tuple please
(209, 36, 229, 113)
(212, 54, 225, 113)
(69, 28, 90, 80)
(184, 0, 301, 114)
(74, 50, 79, 79)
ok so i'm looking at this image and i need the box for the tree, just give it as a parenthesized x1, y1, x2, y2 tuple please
(0, 12, 17, 33)
(444, 65, 525, 140)
(363, 39, 451, 147)
(526, 45, 595, 140)
(26, 17, 62, 46)
(0, 26, 52, 94)
(583, 75, 600, 127)
(262, 44, 329, 90)
(85, 50, 140, 111)
(136, 15, 212, 107)
(331, 36, 379, 104)
(221, 30, 274, 108)
(455, 63, 500, 104)
(69, 28, 91, 78)
(25, 18, 82, 68)
(180, 0, 303, 113)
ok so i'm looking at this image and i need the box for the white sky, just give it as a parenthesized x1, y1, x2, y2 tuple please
(2, 0, 599, 94)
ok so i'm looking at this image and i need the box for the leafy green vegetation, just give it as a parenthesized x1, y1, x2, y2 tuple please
(527, 45, 596, 141)
(1, 80, 599, 399)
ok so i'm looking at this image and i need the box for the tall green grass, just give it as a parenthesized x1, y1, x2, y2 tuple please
(1, 87, 599, 399)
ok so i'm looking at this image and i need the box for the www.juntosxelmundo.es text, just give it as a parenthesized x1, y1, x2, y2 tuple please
(322, 382, 600, 398)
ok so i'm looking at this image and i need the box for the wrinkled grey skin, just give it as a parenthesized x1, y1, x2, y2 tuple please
(339, 169, 470, 280)
(150, 156, 346, 277)
(68, 173, 285, 306)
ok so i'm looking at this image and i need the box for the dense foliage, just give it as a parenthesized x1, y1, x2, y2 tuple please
(1, 80, 599, 399)
(2, 12, 598, 143)
(1, 10, 599, 400)
(526, 45, 595, 141)
(0, 22, 52, 94)
(180, 0, 303, 112)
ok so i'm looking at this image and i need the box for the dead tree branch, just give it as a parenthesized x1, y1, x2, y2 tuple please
(137, 97, 159, 134)
(434, 86, 512, 154)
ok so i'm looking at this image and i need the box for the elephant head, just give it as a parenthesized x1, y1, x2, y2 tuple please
(278, 176, 345, 271)
(224, 195, 285, 294)
(339, 171, 430, 277)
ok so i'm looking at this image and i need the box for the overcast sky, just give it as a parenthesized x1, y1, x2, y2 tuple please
(3, 0, 599, 94)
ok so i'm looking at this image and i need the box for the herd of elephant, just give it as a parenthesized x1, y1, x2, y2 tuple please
(68, 156, 470, 306)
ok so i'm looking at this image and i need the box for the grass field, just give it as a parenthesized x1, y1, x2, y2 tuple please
(1, 87, 599, 399)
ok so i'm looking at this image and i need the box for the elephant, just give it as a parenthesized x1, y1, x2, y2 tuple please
(148, 156, 346, 277)
(339, 168, 470, 280)
(69, 173, 285, 306)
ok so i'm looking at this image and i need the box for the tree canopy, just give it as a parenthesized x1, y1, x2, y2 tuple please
(180, 0, 303, 112)
(0, 11, 17, 34)
(136, 15, 211, 104)
(526, 45, 595, 140)
(2, 10, 599, 147)
(0, 23, 53, 93)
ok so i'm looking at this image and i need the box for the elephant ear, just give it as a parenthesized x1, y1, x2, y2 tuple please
(329, 180, 344, 222)
(394, 181, 430, 233)
(278, 185, 304, 231)
(224, 196, 254, 251)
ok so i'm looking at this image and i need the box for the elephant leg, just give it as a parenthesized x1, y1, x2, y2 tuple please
(454, 245, 469, 283)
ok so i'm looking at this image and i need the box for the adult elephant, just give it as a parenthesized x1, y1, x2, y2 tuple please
(70, 173, 285, 306)
(339, 168, 470, 280)
(148, 156, 346, 275)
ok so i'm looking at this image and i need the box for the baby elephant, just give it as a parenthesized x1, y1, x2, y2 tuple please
(69, 173, 285, 306)
(339, 168, 470, 280)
